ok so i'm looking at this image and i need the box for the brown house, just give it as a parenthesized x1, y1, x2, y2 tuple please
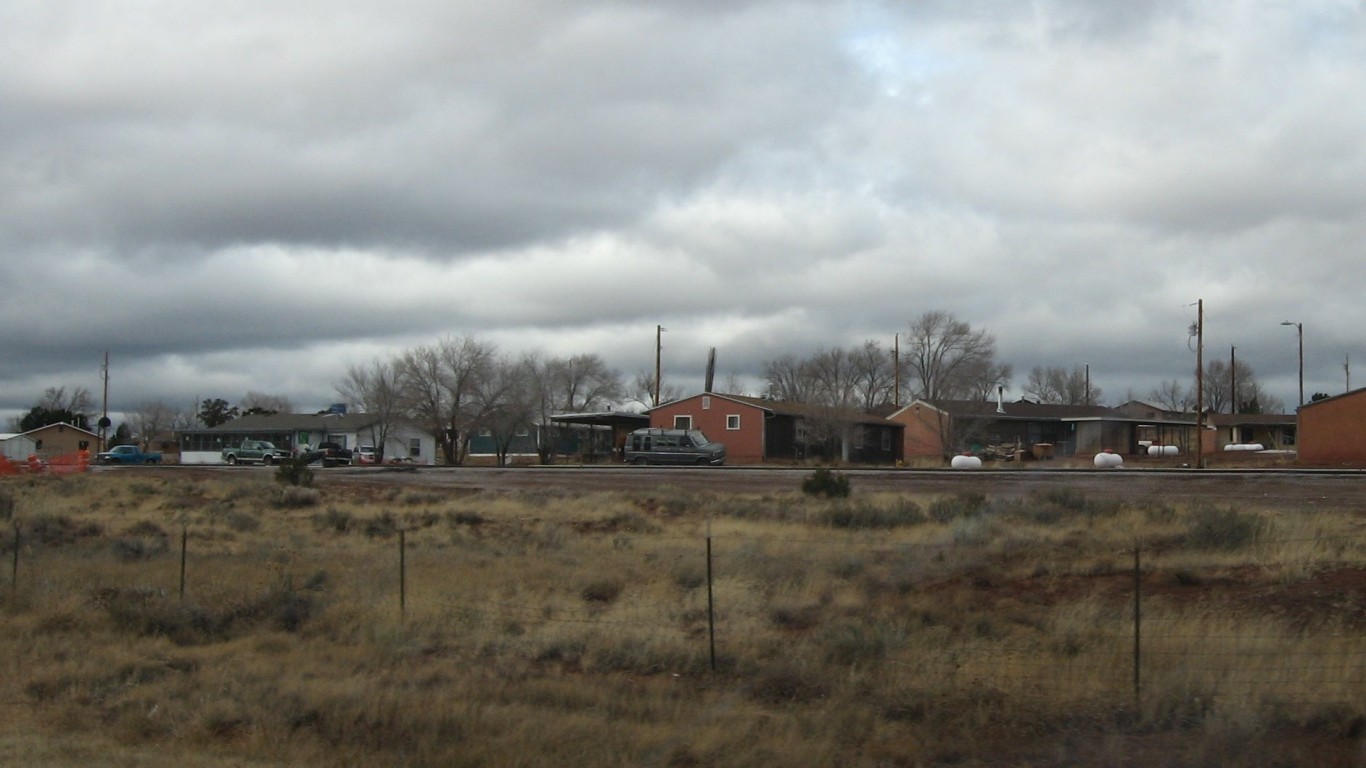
(1296, 389, 1366, 466)
(646, 393, 902, 465)
(21, 422, 100, 458)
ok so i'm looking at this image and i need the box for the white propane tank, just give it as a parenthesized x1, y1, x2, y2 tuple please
(1223, 443, 1265, 452)
(1147, 445, 1179, 456)
(1094, 450, 1123, 468)
(950, 454, 983, 469)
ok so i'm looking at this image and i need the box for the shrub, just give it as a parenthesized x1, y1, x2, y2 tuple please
(1185, 503, 1268, 551)
(819, 499, 925, 529)
(0, 488, 12, 521)
(363, 511, 399, 538)
(801, 468, 851, 498)
(273, 486, 321, 509)
(313, 507, 354, 534)
(274, 456, 314, 488)
(928, 492, 987, 523)
(580, 579, 624, 604)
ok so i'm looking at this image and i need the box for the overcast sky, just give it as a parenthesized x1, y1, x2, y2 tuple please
(4, 0, 1363, 424)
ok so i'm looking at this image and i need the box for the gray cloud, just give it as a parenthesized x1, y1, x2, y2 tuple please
(3, 0, 1364, 423)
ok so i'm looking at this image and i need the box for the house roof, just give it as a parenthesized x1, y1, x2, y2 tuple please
(200, 412, 380, 433)
(682, 393, 898, 427)
(20, 422, 101, 439)
(892, 399, 1113, 421)
(1207, 413, 1297, 427)
(548, 411, 649, 428)
(1297, 386, 1366, 411)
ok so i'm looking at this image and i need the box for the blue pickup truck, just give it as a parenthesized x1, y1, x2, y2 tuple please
(96, 445, 163, 464)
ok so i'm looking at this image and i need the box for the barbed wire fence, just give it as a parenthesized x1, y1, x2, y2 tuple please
(2, 500, 1363, 719)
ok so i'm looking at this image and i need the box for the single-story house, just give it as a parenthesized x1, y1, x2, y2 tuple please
(647, 393, 902, 465)
(889, 399, 1114, 460)
(0, 433, 39, 461)
(178, 412, 435, 465)
(1295, 388, 1366, 466)
(1207, 413, 1297, 452)
(10, 422, 101, 459)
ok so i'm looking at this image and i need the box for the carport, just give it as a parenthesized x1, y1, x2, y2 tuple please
(548, 411, 649, 463)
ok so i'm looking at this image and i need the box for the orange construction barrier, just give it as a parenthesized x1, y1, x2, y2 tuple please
(49, 451, 90, 475)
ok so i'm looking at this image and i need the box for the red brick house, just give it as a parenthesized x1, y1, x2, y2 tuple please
(646, 393, 902, 465)
(1296, 389, 1366, 466)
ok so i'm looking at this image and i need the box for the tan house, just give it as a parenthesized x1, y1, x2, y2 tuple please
(20, 422, 100, 459)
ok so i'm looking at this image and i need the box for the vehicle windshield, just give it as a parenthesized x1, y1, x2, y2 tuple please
(686, 431, 710, 447)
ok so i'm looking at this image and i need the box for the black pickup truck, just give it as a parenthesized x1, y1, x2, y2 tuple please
(300, 441, 354, 467)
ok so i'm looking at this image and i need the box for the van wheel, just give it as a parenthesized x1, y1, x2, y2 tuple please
(633, 457, 649, 465)
(696, 457, 709, 465)
(226, 455, 238, 465)
(263, 456, 273, 466)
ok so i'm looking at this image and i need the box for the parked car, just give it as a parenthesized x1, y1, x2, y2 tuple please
(356, 446, 377, 465)
(299, 441, 354, 467)
(221, 440, 291, 465)
(623, 428, 726, 466)
(96, 445, 163, 465)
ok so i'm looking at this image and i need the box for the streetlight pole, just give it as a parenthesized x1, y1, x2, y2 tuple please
(1281, 321, 1303, 407)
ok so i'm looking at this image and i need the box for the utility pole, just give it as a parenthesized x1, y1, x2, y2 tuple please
(1194, 300, 1204, 468)
(99, 351, 110, 451)
(1230, 346, 1237, 414)
(1084, 363, 1091, 406)
(1346, 354, 1351, 394)
(653, 325, 665, 407)
(893, 334, 901, 408)
(1280, 321, 1303, 406)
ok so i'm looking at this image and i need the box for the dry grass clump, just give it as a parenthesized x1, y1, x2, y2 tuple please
(0, 471, 1360, 766)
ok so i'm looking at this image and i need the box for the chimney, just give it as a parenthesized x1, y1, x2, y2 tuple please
(997, 386, 1005, 414)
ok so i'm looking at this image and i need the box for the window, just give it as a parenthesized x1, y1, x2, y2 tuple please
(674, 415, 693, 430)
(726, 414, 741, 430)
(881, 429, 891, 451)
(409, 438, 421, 457)
(702, 396, 711, 410)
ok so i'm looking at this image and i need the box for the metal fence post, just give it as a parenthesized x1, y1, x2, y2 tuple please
(706, 518, 716, 672)
(1133, 544, 1142, 711)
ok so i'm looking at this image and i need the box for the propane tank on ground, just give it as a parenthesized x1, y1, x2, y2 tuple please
(950, 454, 983, 469)
(1147, 445, 1180, 456)
(1094, 450, 1123, 468)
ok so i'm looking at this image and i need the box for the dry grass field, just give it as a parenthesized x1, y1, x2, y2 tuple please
(0, 467, 1362, 767)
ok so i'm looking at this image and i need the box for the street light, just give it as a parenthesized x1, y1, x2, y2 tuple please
(1281, 321, 1303, 407)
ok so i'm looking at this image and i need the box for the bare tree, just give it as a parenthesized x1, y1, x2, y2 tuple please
(335, 358, 403, 461)
(550, 353, 622, 413)
(627, 370, 682, 410)
(1025, 365, 1101, 406)
(435, 335, 499, 463)
(763, 354, 817, 403)
(474, 354, 541, 467)
(39, 386, 94, 419)
(849, 340, 897, 412)
(1148, 380, 1194, 413)
(904, 311, 1009, 401)
(1200, 359, 1284, 414)
(129, 401, 175, 449)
